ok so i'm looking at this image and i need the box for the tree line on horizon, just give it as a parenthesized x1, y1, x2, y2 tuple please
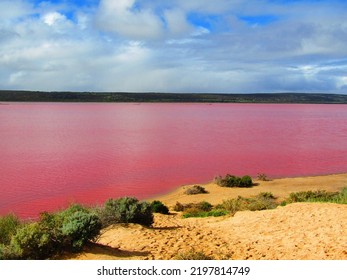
(1, 90, 347, 103)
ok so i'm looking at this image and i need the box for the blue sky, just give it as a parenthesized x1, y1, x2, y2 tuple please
(1, 0, 347, 93)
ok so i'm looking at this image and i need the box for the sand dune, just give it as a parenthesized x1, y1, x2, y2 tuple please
(66, 173, 347, 260)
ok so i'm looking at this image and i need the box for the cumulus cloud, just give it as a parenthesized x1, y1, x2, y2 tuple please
(95, 0, 164, 39)
(0, 0, 346, 93)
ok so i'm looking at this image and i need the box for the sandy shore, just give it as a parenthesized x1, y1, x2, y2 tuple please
(66, 173, 347, 260)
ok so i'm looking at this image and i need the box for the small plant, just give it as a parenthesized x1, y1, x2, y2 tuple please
(221, 196, 249, 214)
(215, 174, 253, 188)
(173, 202, 185, 212)
(256, 192, 276, 199)
(11, 222, 54, 259)
(101, 197, 154, 227)
(59, 205, 102, 251)
(150, 200, 169, 214)
(9, 204, 102, 259)
(0, 242, 20, 260)
(284, 188, 347, 204)
(175, 250, 214, 260)
(287, 190, 339, 203)
(181, 201, 228, 218)
(257, 173, 270, 181)
(239, 175, 253, 187)
(0, 214, 21, 245)
(221, 194, 278, 215)
(196, 201, 213, 211)
(184, 185, 208, 195)
(182, 209, 228, 218)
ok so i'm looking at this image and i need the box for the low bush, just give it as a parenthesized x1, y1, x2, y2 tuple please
(7, 204, 102, 259)
(173, 202, 185, 212)
(101, 197, 153, 227)
(256, 192, 276, 199)
(184, 185, 208, 195)
(221, 194, 278, 215)
(0, 243, 20, 260)
(150, 200, 169, 215)
(196, 201, 213, 211)
(284, 188, 347, 204)
(287, 190, 339, 203)
(215, 174, 253, 188)
(181, 201, 228, 218)
(257, 173, 270, 181)
(247, 197, 278, 211)
(182, 209, 228, 218)
(11, 222, 54, 259)
(334, 187, 347, 204)
(173, 201, 212, 212)
(59, 205, 102, 251)
(0, 214, 21, 245)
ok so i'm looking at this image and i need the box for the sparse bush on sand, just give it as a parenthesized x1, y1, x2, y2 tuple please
(1, 204, 102, 260)
(180, 201, 228, 218)
(284, 188, 347, 204)
(150, 200, 169, 214)
(184, 185, 208, 195)
(257, 173, 270, 181)
(101, 197, 154, 227)
(214, 174, 253, 188)
(221, 194, 278, 215)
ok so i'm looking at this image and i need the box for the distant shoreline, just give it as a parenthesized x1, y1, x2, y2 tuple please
(1, 90, 347, 104)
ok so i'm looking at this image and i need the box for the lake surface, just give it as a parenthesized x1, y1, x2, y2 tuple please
(1, 102, 347, 218)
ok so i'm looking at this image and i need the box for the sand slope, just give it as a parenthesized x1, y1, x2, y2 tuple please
(68, 203, 347, 260)
(66, 174, 347, 260)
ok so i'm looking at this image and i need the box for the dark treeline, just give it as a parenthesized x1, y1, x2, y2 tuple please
(1, 90, 347, 103)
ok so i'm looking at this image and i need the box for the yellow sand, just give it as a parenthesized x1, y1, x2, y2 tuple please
(65, 173, 347, 260)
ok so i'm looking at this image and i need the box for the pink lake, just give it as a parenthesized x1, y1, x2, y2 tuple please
(1, 102, 347, 219)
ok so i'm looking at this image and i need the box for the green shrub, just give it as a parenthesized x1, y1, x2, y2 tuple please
(221, 196, 249, 214)
(181, 201, 227, 218)
(184, 185, 208, 195)
(221, 194, 278, 214)
(334, 187, 347, 204)
(215, 174, 253, 188)
(256, 192, 276, 199)
(0, 214, 21, 245)
(102, 197, 153, 227)
(59, 206, 102, 251)
(0, 243, 20, 260)
(239, 176, 253, 187)
(182, 209, 228, 218)
(9, 204, 102, 259)
(284, 188, 347, 204)
(247, 198, 278, 211)
(11, 222, 54, 259)
(196, 201, 213, 211)
(173, 202, 185, 212)
(150, 200, 169, 214)
(287, 190, 339, 203)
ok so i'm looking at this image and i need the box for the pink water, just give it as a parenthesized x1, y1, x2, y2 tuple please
(1, 103, 347, 219)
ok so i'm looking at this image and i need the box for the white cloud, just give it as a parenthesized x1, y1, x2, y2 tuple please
(42, 12, 66, 26)
(164, 8, 192, 36)
(95, 0, 164, 39)
(0, 0, 347, 93)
